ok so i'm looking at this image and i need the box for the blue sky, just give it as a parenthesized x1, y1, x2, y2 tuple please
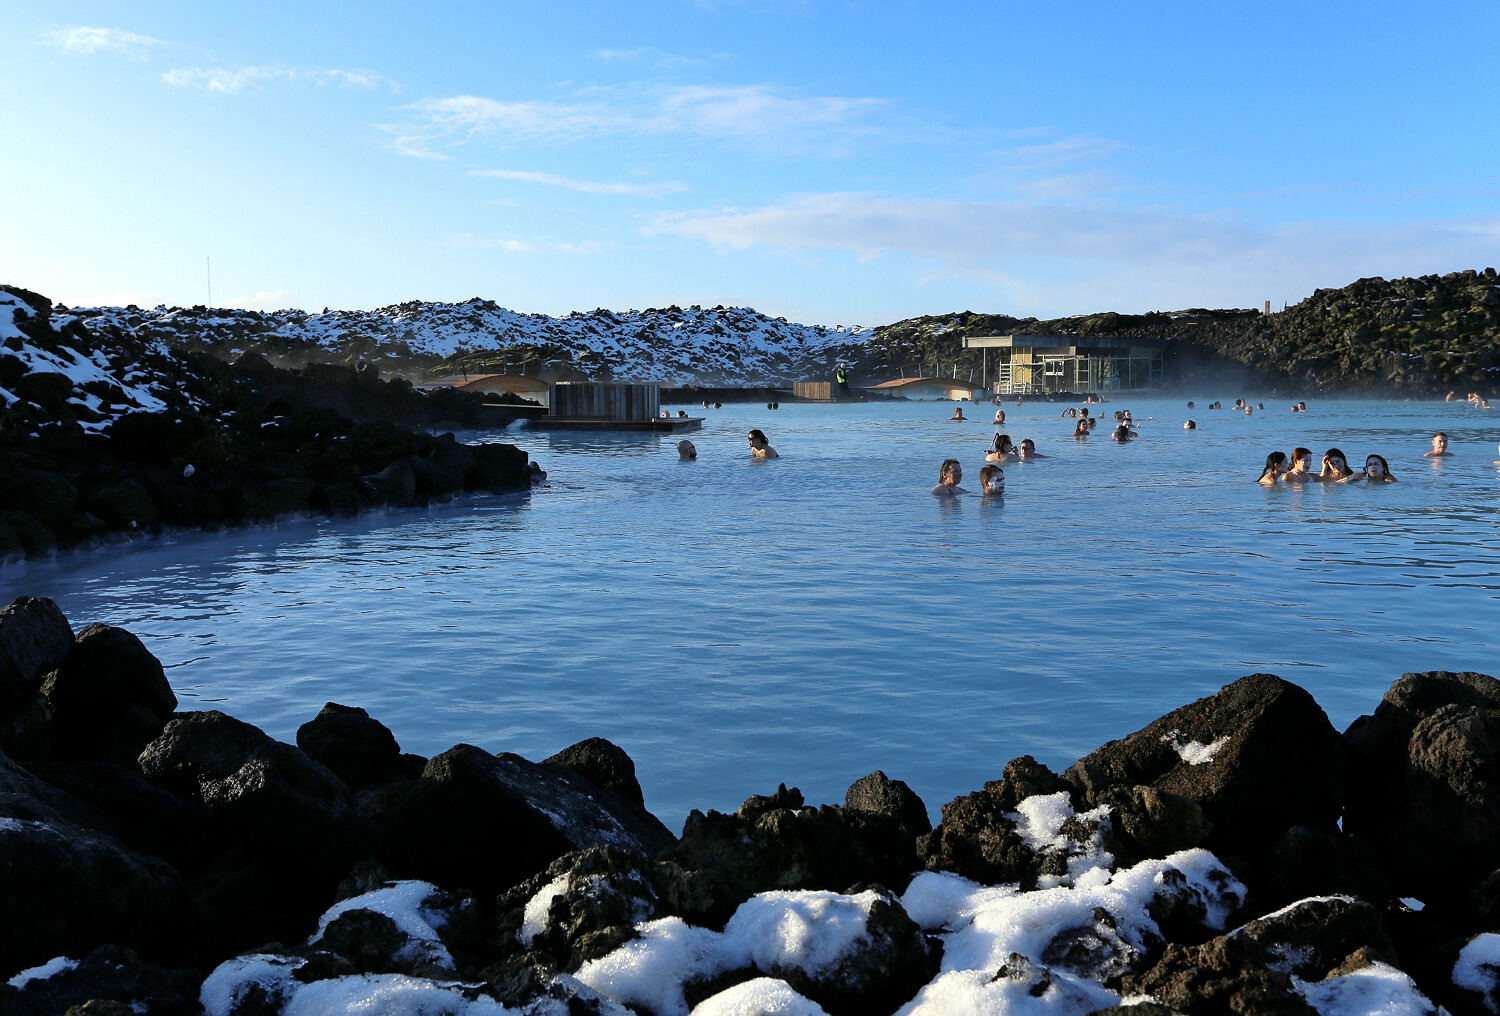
(3, 1, 1497, 323)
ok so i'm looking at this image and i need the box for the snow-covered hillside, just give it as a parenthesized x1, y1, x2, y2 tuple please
(56, 299, 876, 385)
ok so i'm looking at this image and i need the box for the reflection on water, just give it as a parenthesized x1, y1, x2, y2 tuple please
(4, 398, 1499, 828)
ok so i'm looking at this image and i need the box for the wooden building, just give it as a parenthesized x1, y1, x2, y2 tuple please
(531, 382, 701, 431)
(961, 335, 1165, 396)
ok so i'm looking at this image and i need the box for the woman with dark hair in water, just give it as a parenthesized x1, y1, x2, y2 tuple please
(932, 459, 968, 496)
(1362, 454, 1398, 483)
(747, 429, 778, 459)
(1112, 424, 1133, 442)
(1258, 451, 1287, 484)
(1319, 448, 1357, 482)
(986, 434, 1018, 462)
(1072, 418, 1090, 438)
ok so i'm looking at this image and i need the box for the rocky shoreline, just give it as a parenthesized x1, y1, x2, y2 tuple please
(1, 286, 545, 563)
(2, 598, 1498, 1014)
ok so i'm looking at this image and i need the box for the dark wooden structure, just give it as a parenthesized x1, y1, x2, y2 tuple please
(530, 382, 702, 431)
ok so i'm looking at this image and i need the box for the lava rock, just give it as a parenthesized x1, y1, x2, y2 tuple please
(544, 737, 645, 806)
(296, 702, 405, 789)
(0, 814, 197, 973)
(0, 596, 73, 701)
(0, 944, 201, 1016)
(82, 479, 157, 529)
(379, 745, 675, 898)
(1090, 784, 1213, 863)
(666, 784, 924, 929)
(845, 770, 932, 839)
(43, 623, 177, 766)
(1255, 826, 1391, 914)
(1343, 671, 1500, 904)
(1064, 674, 1345, 863)
(1122, 896, 1395, 1015)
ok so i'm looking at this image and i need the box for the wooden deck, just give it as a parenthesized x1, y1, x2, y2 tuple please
(527, 416, 704, 432)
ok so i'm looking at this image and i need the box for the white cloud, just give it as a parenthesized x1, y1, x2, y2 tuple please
(592, 46, 725, 70)
(649, 191, 1500, 312)
(451, 234, 609, 255)
(162, 65, 396, 94)
(468, 169, 687, 196)
(44, 26, 167, 57)
(388, 83, 894, 157)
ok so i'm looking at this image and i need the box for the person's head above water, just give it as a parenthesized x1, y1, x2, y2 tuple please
(1428, 432, 1450, 456)
(939, 458, 962, 485)
(1289, 447, 1313, 470)
(1365, 454, 1396, 481)
(1259, 451, 1287, 481)
(677, 440, 696, 460)
(1320, 447, 1350, 476)
(979, 464, 1005, 493)
(1184, 420, 1197, 430)
(1019, 438, 1042, 457)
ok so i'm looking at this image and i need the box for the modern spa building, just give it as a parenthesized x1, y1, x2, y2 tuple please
(961, 334, 1166, 396)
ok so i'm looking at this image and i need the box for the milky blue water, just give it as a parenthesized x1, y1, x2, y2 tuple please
(5, 397, 1499, 829)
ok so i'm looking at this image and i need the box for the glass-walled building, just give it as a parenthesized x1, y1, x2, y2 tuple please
(961, 335, 1165, 396)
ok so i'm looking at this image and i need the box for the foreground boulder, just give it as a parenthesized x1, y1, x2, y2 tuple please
(1123, 896, 1399, 1014)
(295, 702, 412, 789)
(42, 623, 178, 766)
(1343, 670, 1500, 905)
(545, 737, 646, 807)
(664, 782, 925, 929)
(138, 710, 371, 948)
(1063, 674, 1345, 864)
(377, 745, 676, 898)
(0, 945, 201, 1016)
(0, 812, 196, 972)
(0, 596, 74, 760)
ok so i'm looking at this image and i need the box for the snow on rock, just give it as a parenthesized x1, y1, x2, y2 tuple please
(57, 298, 874, 385)
(201, 954, 308, 1016)
(896, 849, 1245, 1015)
(521, 874, 573, 946)
(689, 978, 830, 1015)
(574, 890, 887, 1016)
(6, 955, 79, 989)
(1160, 729, 1231, 765)
(311, 880, 457, 970)
(1298, 961, 1439, 1015)
(1005, 792, 1115, 888)
(1455, 933, 1500, 1012)
(281, 974, 515, 1016)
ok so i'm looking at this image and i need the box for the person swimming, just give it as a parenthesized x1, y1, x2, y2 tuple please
(986, 434, 1018, 462)
(1283, 447, 1315, 482)
(1363, 454, 1397, 482)
(979, 464, 1005, 495)
(677, 440, 697, 460)
(994, 409, 1006, 425)
(951, 406, 966, 421)
(1424, 432, 1452, 457)
(1087, 416, 1098, 430)
(1112, 424, 1133, 442)
(1072, 419, 1090, 438)
(932, 458, 968, 496)
(748, 429, 779, 459)
(1184, 419, 1197, 430)
(1318, 447, 1356, 482)
(1258, 451, 1287, 484)
(1018, 438, 1046, 459)
(1186, 401, 1195, 409)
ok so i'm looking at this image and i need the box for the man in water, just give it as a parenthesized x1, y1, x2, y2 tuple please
(678, 440, 696, 460)
(1184, 420, 1197, 430)
(979, 464, 1005, 494)
(932, 459, 968, 496)
(1425, 432, 1453, 457)
(1018, 438, 1047, 459)
(951, 407, 966, 421)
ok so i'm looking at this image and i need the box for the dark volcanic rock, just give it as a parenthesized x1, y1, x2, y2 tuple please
(296, 702, 405, 789)
(1343, 670, 1500, 904)
(1256, 826, 1391, 914)
(0, 944, 201, 1016)
(42, 623, 177, 765)
(0, 814, 197, 972)
(665, 784, 923, 928)
(0, 596, 74, 701)
(379, 744, 675, 898)
(544, 736, 645, 806)
(1123, 896, 1395, 1015)
(138, 710, 370, 948)
(845, 770, 932, 839)
(1064, 674, 1344, 863)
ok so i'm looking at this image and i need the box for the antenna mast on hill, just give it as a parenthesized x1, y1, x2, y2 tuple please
(206, 257, 212, 307)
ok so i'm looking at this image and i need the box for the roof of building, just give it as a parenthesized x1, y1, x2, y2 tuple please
(412, 373, 550, 393)
(962, 334, 1165, 352)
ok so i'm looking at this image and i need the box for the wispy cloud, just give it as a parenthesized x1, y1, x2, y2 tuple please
(44, 26, 167, 57)
(592, 46, 727, 70)
(650, 192, 1500, 309)
(228, 290, 295, 310)
(162, 65, 397, 94)
(451, 234, 610, 255)
(468, 169, 687, 196)
(386, 83, 895, 158)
